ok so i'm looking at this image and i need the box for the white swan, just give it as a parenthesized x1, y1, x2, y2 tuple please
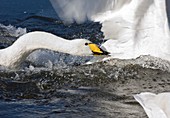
(50, 0, 170, 61)
(134, 92, 170, 118)
(0, 31, 107, 68)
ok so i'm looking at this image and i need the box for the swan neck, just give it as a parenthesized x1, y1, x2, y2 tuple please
(0, 32, 72, 68)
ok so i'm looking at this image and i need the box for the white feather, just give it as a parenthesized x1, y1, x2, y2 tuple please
(134, 92, 170, 118)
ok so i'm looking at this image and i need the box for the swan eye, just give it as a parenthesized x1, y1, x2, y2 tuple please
(85, 43, 89, 46)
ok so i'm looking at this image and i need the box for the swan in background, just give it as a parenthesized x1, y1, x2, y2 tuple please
(50, 0, 170, 61)
(0, 31, 107, 68)
(134, 92, 170, 118)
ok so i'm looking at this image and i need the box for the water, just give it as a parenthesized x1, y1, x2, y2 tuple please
(0, 0, 170, 118)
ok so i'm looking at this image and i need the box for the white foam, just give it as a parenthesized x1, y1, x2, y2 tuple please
(0, 24, 27, 37)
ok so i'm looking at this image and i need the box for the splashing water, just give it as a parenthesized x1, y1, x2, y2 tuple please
(0, 24, 26, 37)
(49, 0, 131, 24)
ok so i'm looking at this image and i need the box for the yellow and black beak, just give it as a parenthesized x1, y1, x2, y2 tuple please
(85, 43, 110, 55)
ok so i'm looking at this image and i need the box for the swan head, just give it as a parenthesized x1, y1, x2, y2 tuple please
(85, 42, 110, 55)
(71, 39, 109, 56)
(69, 39, 93, 56)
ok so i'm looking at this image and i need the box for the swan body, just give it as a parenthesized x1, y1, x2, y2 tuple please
(134, 92, 170, 118)
(50, 0, 170, 62)
(0, 31, 96, 68)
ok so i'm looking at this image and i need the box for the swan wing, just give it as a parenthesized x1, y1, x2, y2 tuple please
(134, 92, 170, 118)
(100, 0, 168, 39)
(100, 0, 170, 59)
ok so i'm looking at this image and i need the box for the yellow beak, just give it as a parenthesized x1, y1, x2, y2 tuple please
(86, 43, 109, 55)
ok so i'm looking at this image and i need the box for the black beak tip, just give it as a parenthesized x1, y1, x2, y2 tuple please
(92, 50, 110, 55)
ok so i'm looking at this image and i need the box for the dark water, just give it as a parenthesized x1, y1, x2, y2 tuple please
(0, 0, 170, 118)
